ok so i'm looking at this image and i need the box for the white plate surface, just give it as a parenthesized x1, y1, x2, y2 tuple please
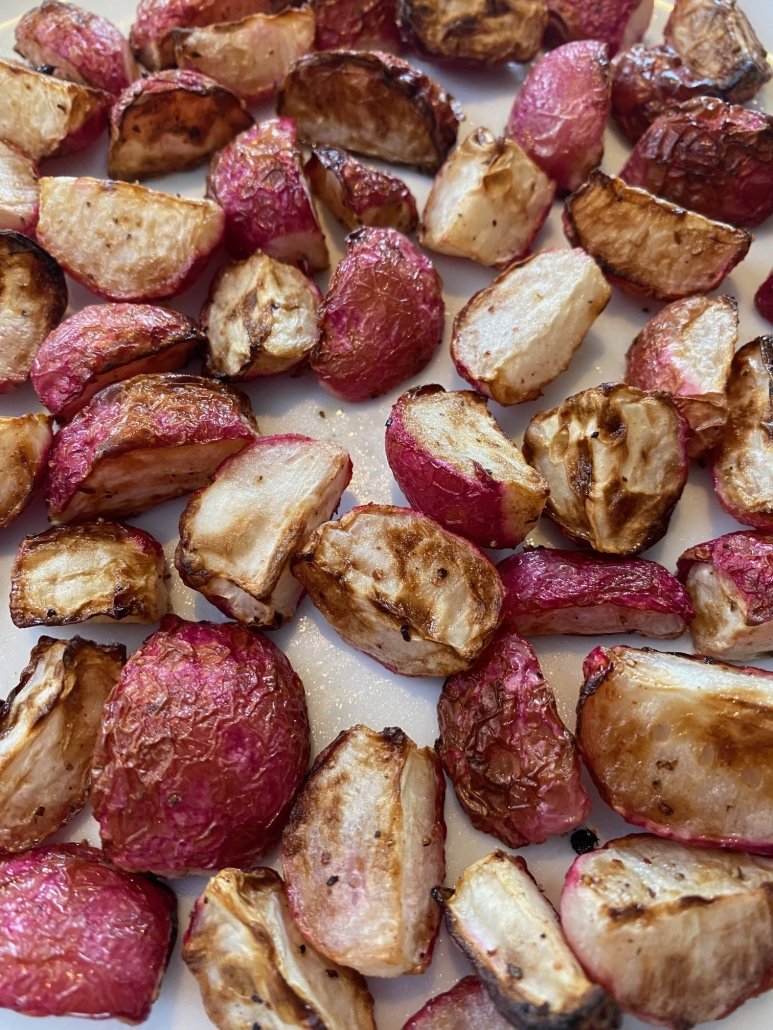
(1, 1, 773, 1027)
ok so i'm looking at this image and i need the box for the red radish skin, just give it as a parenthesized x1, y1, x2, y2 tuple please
(0, 843, 176, 1022)
(91, 615, 310, 877)
(507, 40, 611, 193)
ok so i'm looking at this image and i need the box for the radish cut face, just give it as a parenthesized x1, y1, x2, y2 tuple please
(184, 868, 377, 1030)
(177, 435, 352, 629)
(578, 644, 773, 852)
(437, 850, 620, 1029)
(281, 724, 446, 978)
(561, 833, 773, 1029)
(451, 248, 610, 406)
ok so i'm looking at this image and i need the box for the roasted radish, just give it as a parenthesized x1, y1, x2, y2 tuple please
(0, 414, 52, 530)
(579, 645, 773, 852)
(419, 128, 555, 269)
(292, 504, 504, 676)
(402, 977, 513, 1030)
(108, 70, 252, 181)
(499, 549, 694, 638)
(202, 251, 321, 380)
(564, 170, 751, 300)
(131, 0, 292, 69)
(713, 337, 773, 529)
(561, 834, 773, 1029)
(396, 0, 547, 65)
(312, 227, 444, 402)
(46, 373, 258, 524)
(621, 98, 773, 228)
(10, 523, 169, 628)
(31, 303, 204, 422)
(507, 40, 611, 194)
(282, 724, 445, 977)
(174, 9, 316, 102)
(0, 230, 67, 394)
(176, 435, 352, 628)
(0, 58, 108, 161)
(37, 176, 224, 302)
(451, 248, 610, 406)
(437, 851, 620, 1029)
(0, 637, 125, 853)
(305, 147, 419, 233)
(0, 142, 39, 236)
(624, 294, 738, 456)
(91, 616, 310, 877)
(664, 0, 771, 103)
(0, 844, 176, 1021)
(545, 0, 653, 53)
(611, 43, 724, 143)
(523, 383, 689, 555)
(438, 629, 590, 848)
(312, 0, 400, 48)
(276, 51, 461, 174)
(384, 385, 549, 549)
(207, 118, 329, 270)
(758, 270, 773, 323)
(14, 1, 139, 95)
(678, 531, 773, 659)
(184, 867, 377, 1030)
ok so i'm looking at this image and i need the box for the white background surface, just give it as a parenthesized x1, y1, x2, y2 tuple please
(1, 1, 773, 1027)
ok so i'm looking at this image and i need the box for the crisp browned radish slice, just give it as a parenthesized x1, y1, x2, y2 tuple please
(0, 231, 67, 394)
(0, 58, 109, 161)
(46, 374, 259, 524)
(0, 414, 52, 530)
(305, 146, 418, 233)
(419, 129, 555, 269)
(579, 644, 773, 851)
(499, 549, 694, 638)
(561, 834, 773, 1029)
(397, 0, 547, 65)
(131, 0, 288, 70)
(523, 383, 689, 555)
(174, 9, 316, 102)
(713, 337, 773, 530)
(202, 252, 321, 380)
(108, 70, 251, 181)
(10, 523, 169, 628)
(385, 385, 549, 549)
(625, 294, 737, 456)
(276, 50, 461, 174)
(678, 530, 773, 659)
(0, 636, 125, 853)
(282, 724, 446, 977)
(436, 851, 620, 1029)
(451, 248, 610, 405)
(37, 176, 224, 302)
(291, 504, 504, 676)
(0, 142, 39, 235)
(176, 435, 352, 629)
(664, 0, 771, 102)
(563, 170, 751, 301)
(184, 867, 377, 1030)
